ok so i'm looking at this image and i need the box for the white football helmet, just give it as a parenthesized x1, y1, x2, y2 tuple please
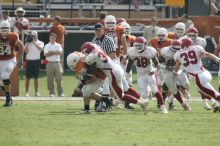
(66, 51, 85, 70)
(156, 27, 168, 41)
(0, 20, 10, 37)
(174, 22, 186, 38)
(187, 27, 198, 41)
(134, 37, 146, 53)
(104, 15, 116, 30)
(120, 22, 131, 35)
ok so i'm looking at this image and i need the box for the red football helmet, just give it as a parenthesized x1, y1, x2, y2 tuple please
(133, 37, 146, 53)
(80, 42, 95, 55)
(171, 39, 181, 52)
(187, 27, 198, 41)
(181, 37, 193, 49)
(116, 18, 126, 25)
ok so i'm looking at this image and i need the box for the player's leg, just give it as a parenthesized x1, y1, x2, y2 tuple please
(1, 58, 16, 107)
(108, 71, 148, 114)
(177, 72, 191, 99)
(199, 91, 219, 111)
(148, 74, 168, 114)
(194, 72, 220, 112)
(164, 72, 190, 111)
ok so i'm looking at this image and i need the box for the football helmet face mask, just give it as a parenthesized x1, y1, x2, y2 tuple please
(104, 15, 116, 30)
(80, 42, 95, 56)
(67, 51, 85, 70)
(0, 20, 10, 37)
(171, 40, 181, 53)
(181, 37, 193, 49)
(156, 28, 168, 41)
(120, 22, 131, 35)
(134, 37, 146, 53)
(174, 22, 186, 38)
(187, 27, 198, 41)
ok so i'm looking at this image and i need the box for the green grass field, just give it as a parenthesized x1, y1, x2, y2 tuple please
(0, 71, 220, 146)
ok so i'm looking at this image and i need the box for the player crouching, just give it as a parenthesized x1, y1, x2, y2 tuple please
(67, 51, 110, 114)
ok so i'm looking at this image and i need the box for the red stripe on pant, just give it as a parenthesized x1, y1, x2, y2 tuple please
(110, 72, 138, 104)
(195, 74, 216, 99)
(125, 87, 140, 99)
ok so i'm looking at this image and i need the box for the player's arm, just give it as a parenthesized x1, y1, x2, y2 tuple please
(82, 63, 96, 82)
(126, 57, 134, 73)
(173, 60, 181, 76)
(15, 39, 24, 58)
(152, 57, 159, 68)
(121, 35, 128, 56)
(202, 51, 220, 62)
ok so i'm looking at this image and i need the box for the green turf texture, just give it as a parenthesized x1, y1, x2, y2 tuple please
(0, 101, 220, 146)
(0, 71, 219, 146)
(18, 71, 220, 97)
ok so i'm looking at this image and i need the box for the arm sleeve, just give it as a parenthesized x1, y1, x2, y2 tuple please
(126, 57, 134, 73)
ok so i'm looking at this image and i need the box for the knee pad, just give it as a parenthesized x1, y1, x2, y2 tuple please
(3, 79, 11, 85)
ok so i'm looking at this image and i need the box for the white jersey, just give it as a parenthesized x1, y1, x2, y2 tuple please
(160, 47, 176, 67)
(174, 45, 204, 75)
(85, 47, 114, 74)
(193, 37, 207, 48)
(128, 46, 157, 75)
(180, 36, 206, 48)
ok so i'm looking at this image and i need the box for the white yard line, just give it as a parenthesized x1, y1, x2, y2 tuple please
(0, 97, 203, 101)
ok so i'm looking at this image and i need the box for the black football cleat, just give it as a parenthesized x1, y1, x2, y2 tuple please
(124, 102, 135, 109)
(3, 98, 13, 107)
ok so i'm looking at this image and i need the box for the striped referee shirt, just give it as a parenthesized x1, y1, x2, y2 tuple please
(93, 34, 116, 55)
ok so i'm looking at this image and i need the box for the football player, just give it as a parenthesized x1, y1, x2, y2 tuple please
(0, 20, 24, 106)
(126, 37, 168, 114)
(168, 22, 186, 40)
(174, 37, 220, 113)
(81, 42, 149, 115)
(67, 51, 108, 114)
(150, 28, 174, 108)
(159, 40, 191, 111)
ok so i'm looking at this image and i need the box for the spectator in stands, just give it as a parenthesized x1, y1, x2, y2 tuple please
(49, 16, 65, 48)
(11, 7, 30, 36)
(44, 33, 64, 97)
(132, 0, 140, 11)
(210, 0, 220, 15)
(1, 10, 12, 25)
(180, 14, 194, 30)
(24, 31, 44, 97)
(143, 17, 159, 45)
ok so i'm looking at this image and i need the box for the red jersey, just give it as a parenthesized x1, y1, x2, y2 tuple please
(0, 32, 18, 60)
